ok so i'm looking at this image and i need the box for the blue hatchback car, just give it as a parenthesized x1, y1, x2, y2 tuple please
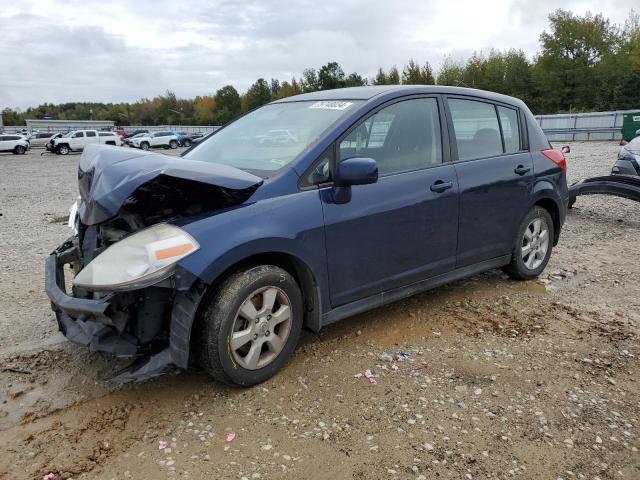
(46, 86, 568, 385)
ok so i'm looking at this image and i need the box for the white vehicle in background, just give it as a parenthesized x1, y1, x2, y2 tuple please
(130, 131, 179, 151)
(52, 130, 123, 155)
(0, 134, 30, 154)
(29, 132, 62, 148)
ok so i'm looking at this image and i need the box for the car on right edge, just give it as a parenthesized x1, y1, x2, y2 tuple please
(46, 86, 568, 386)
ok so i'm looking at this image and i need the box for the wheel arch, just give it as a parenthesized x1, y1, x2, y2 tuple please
(171, 250, 322, 369)
(533, 196, 561, 245)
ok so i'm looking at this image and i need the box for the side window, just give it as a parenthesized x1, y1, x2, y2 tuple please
(448, 99, 502, 161)
(86, 131, 96, 137)
(72, 131, 84, 138)
(497, 106, 521, 153)
(339, 98, 442, 176)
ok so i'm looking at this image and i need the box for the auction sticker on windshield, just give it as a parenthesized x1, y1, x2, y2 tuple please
(309, 101, 354, 110)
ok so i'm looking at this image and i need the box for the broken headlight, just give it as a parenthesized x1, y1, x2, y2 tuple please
(73, 223, 199, 291)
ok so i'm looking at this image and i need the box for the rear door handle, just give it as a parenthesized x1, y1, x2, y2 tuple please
(514, 165, 531, 175)
(430, 180, 453, 193)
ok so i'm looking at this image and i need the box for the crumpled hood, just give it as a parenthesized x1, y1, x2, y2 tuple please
(77, 144, 263, 225)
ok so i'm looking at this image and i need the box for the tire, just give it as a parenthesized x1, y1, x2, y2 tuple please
(140, 142, 150, 151)
(169, 140, 178, 149)
(14, 145, 25, 155)
(502, 206, 554, 280)
(196, 265, 303, 386)
(183, 139, 192, 147)
(57, 144, 70, 155)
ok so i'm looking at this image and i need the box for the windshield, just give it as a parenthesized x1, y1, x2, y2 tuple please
(183, 100, 361, 176)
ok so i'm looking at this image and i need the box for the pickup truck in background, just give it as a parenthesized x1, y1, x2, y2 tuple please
(53, 130, 123, 155)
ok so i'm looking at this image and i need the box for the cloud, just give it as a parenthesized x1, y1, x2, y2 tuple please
(0, 0, 636, 109)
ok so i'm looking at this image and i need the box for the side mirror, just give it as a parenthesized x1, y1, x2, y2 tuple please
(561, 145, 571, 154)
(335, 157, 378, 187)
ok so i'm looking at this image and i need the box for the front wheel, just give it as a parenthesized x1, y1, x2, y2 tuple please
(502, 206, 554, 280)
(14, 145, 25, 154)
(140, 142, 150, 151)
(169, 140, 178, 149)
(196, 265, 303, 386)
(57, 144, 70, 155)
(183, 139, 192, 147)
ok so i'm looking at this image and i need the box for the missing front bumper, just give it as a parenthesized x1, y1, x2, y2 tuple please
(45, 239, 207, 381)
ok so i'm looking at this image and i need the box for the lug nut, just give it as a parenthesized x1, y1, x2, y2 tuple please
(267, 314, 272, 320)
(265, 331, 270, 336)
(253, 334, 258, 340)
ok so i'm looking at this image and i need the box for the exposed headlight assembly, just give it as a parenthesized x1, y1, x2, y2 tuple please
(73, 224, 199, 291)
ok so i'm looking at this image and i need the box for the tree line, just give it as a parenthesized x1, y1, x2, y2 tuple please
(2, 9, 639, 128)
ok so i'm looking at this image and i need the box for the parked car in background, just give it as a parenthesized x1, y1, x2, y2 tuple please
(124, 129, 149, 138)
(46, 86, 568, 385)
(29, 132, 61, 148)
(124, 132, 146, 146)
(53, 130, 123, 155)
(129, 131, 178, 150)
(170, 131, 205, 147)
(0, 134, 30, 154)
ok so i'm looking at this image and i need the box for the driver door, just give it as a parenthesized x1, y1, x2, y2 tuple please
(320, 97, 459, 307)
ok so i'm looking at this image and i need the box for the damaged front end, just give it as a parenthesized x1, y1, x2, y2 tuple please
(45, 145, 262, 381)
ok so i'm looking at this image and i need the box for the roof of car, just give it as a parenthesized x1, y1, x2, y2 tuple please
(271, 85, 524, 107)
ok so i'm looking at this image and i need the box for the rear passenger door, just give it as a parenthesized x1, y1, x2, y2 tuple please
(85, 130, 99, 147)
(445, 97, 533, 268)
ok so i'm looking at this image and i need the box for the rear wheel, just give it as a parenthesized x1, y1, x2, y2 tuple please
(503, 206, 554, 280)
(169, 140, 178, 149)
(14, 145, 25, 154)
(196, 265, 303, 386)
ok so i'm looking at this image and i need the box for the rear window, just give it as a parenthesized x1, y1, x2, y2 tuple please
(86, 131, 96, 137)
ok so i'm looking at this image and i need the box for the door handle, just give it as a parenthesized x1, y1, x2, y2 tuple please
(430, 180, 453, 193)
(514, 165, 531, 175)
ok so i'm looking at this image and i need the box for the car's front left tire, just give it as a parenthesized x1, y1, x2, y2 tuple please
(169, 140, 178, 149)
(14, 145, 26, 154)
(503, 206, 554, 280)
(196, 265, 303, 386)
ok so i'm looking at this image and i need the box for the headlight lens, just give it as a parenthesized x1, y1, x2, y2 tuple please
(73, 224, 199, 291)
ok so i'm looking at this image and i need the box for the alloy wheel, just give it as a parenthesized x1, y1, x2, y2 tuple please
(521, 217, 549, 270)
(230, 286, 292, 370)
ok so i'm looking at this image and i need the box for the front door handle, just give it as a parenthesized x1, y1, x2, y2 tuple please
(430, 180, 453, 193)
(514, 165, 531, 175)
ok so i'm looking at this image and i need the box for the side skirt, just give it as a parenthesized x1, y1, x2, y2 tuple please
(320, 255, 511, 328)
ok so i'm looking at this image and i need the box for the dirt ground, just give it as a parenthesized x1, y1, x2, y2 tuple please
(0, 143, 638, 480)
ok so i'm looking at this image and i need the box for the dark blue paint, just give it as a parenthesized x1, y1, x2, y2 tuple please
(171, 86, 568, 327)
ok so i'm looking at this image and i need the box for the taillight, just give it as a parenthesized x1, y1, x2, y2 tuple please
(542, 149, 567, 172)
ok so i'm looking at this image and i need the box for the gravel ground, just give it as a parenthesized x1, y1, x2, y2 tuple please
(0, 142, 638, 480)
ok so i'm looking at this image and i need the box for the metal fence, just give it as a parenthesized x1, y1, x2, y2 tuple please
(534, 110, 637, 142)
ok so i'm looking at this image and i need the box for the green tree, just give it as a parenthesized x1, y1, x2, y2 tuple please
(437, 56, 464, 86)
(534, 9, 620, 112)
(245, 78, 272, 110)
(301, 68, 319, 92)
(402, 60, 435, 84)
(373, 67, 388, 85)
(317, 62, 346, 90)
(214, 85, 241, 124)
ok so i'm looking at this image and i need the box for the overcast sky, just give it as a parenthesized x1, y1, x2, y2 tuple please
(0, 0, 636, 109)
